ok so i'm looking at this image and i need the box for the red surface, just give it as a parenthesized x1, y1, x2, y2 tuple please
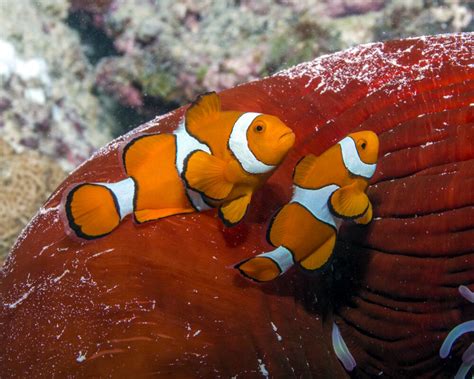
(1, 33, 473, 378)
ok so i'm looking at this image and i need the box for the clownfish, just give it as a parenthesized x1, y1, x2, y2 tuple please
(235, 131, 379, 282)
(64, 92, 295, 239)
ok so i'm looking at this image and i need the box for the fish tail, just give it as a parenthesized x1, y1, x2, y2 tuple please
(235, 246, 294, 282)
(65, 178, 135, 239)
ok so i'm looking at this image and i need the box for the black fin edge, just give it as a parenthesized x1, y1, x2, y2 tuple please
(181, 150, 228, 203)
(65, 183, 118, 240)
(327, 191, 369, 220)
(218, 197, 250, 228)
(234, 256, 282, 283)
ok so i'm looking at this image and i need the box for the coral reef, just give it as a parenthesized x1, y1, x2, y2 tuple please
(74, 0, 473, 118)
(0, 138, 65, 260)
(374, 0, 473, 40)
(0, 0, 113, 260)
(91, 0, 343, 109)
(0, 0, 111, 170)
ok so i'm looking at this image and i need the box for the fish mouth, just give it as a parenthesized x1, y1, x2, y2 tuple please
(279, 131, 296, 144)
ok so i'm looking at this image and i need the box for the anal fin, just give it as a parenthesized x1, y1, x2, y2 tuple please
(135, 208, 194, 223)
(235, 256, 282, 282)
(300, 233, 336, 271)
(184, 151, 233, 201)
(219, 193, 251, 226)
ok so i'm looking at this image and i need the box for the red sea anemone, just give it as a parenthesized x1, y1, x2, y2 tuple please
(1, 33, 473, 377)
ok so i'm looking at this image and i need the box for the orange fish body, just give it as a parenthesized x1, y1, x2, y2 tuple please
(65, 93, 295, 239)
(236, 131, 379, 282)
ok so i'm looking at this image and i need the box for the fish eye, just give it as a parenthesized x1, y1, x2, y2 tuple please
(254, 124, 265, 133)
(358, 139, 367, 150)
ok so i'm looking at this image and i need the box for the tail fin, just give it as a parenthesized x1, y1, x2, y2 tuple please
(235, 246, 294, 282)
(65, 178, 134, 239)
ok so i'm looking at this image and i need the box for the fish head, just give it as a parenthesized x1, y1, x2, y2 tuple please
(246, 115, 295, 166)
(349, 130, 379, 165)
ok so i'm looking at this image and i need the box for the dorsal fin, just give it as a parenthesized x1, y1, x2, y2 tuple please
(293, 154, 318, 186)
(185, 92, 221, 132)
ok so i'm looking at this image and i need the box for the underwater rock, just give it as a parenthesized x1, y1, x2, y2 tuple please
(1, 33, 473, 377)
(0, 0, 111, 170)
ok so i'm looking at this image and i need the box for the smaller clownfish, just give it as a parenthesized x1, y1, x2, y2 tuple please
(64, 92, 295, 239)
(235, 131, 379, 282)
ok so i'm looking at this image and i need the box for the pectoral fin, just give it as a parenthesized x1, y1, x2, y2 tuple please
(328, 183, 369, 219)
(184, 150, 233, 201)
(219, 193, 251, 226)
(293, 154, 318, 186)
(300, 233, 336, 271)
(354, 201, 373, 225)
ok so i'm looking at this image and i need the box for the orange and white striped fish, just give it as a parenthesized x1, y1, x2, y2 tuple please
(235, 131, 379, 282)
(64, 92, 295, 239)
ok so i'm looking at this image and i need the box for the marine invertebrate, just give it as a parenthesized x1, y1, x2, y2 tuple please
(332, 322, 356, 372)
(440, 285, 474, 378)
(1, 33, 473, 377)
(0, 138, 65, 261)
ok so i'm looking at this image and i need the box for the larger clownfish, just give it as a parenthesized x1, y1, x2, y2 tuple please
(64, 92, 295, 239)
(235, 131, 379, 282)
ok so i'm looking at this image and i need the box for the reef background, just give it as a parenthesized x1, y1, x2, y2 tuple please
(0, 0, 472, 261)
